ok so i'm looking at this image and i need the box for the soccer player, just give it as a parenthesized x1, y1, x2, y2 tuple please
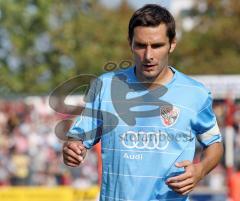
(62, 4, 223, 201)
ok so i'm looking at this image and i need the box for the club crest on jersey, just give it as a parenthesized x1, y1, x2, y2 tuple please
(160, 105, 180, 127)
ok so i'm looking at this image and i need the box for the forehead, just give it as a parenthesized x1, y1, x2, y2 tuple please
(133, 24, 168, 43)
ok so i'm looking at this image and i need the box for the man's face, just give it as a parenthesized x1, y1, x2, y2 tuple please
(130, 24, 176, 82)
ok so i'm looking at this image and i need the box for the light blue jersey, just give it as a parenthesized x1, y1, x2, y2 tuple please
(67, 67, 221, 201)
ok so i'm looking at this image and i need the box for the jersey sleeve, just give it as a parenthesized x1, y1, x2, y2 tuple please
(191, 91, 222, 147)
(67, 77, 103, 149)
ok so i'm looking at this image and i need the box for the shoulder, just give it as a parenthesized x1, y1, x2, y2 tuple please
(173, 67, 212, 110)
(93, 67, 133, 99)
(174, 67, 210, 95)
(98, 67, 134, 84)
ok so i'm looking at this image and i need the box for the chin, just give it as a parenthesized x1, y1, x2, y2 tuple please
(142, 71, 159, 81)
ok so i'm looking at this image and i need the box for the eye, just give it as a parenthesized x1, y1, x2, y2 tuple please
(151, 44, 164, 49)
(134, 42, 146, 49)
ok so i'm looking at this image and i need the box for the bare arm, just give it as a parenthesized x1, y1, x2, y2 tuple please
(198, 142, 224, 177)
(166, 142, 224, 195)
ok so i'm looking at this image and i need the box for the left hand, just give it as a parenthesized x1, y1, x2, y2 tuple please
(166, 160, 204, 195)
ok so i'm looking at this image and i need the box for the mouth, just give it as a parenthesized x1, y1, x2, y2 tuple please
(142, 64, 157, 70)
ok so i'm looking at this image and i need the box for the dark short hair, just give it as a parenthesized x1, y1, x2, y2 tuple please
(128, 4, 176, 44)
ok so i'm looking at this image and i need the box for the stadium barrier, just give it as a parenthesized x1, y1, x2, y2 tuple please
(0, 186, 99, 201)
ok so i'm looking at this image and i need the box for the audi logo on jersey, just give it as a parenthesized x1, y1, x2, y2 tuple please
(120, 131, 169, 150)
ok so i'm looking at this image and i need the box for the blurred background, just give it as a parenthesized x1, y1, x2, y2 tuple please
(0, 0, 240, 201)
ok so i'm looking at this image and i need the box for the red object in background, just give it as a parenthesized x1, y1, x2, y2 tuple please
(225, 98, 235, 126)
(229, 172, 240, 201)
(225, 97, 236, 200)
(94, 142, 102, 186)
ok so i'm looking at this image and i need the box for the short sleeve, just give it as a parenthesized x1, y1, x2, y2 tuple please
(191, 92, 222, 147)
(67, 78, 103, 149)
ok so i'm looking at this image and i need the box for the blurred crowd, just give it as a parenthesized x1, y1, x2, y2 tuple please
(0, 97, 240, 191)
(195, 99, 240, 191)
(0, 97, 98, 187)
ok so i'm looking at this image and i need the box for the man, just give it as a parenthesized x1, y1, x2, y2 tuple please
(62, 4, 223, 201)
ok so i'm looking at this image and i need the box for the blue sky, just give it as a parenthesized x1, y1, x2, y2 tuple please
(100, 0, 171, 9)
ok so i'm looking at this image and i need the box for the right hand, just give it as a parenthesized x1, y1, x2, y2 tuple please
(62, 140, 87, 167)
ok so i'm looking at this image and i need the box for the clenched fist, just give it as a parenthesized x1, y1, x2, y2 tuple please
(62, 139, 87, 167)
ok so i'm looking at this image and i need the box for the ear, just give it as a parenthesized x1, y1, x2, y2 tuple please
(169, 37, 177, 53)
(128, 36, 134, 52)
(128, 37, 133, 52)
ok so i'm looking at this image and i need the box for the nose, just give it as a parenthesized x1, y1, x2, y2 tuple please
(144, 45, 153, 61)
